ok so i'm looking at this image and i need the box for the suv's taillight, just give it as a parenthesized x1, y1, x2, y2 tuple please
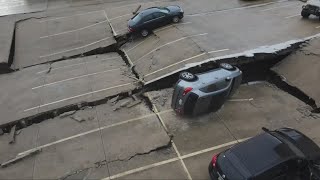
(211, 154, 219, 167)
(128, 27, 134, 32)
(182, 87, 193, 96)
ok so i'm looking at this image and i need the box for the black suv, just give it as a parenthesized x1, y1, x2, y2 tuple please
(209, 128, 320, 180)
(301, 0, 320, 20)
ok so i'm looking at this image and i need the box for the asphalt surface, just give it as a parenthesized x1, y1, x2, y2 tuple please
(0, 0, 320, 179)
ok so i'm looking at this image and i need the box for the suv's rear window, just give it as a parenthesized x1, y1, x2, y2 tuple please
(218, 154, 245, 180)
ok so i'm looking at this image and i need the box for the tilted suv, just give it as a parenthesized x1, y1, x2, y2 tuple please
(171, 63, 242, 116)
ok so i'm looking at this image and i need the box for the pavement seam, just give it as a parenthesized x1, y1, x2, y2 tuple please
(145, 92, 192, 180)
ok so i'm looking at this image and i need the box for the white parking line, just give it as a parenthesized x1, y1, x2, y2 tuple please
(228, 98, 254, 102)
(144, 53, 206, 78)
(36, 57, 121, 74)
(127, 35, 154, 53)
(103, 137, 250, 180)
(24, 83, 132, 112)
(18, 113, 157, 157)
(208, 49, 229, 54)
(109, 13, 132, 21)
(261, 3, 301, 11)
(146, 92, 192, 180)
(39, 37, 112, 59)
(32, 68, 120, 90)
(135, 33, 208, 63)
(285, 14, 300, 18)
(40, 20, 108, 39)
(316, 26, 320, 29)
(39, 10, 104, 23)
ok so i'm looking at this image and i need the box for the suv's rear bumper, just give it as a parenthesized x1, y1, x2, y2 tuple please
(208, 162, 219, 180)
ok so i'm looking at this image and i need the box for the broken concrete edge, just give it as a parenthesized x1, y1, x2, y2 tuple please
(1, 149, 41, 168)
(267, 70, 318, 109)
(144, 34, 320, 85)
(0, 87, 146, 134)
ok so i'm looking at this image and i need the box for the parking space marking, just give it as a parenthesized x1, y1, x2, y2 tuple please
(123, 50, 134, 67)
(18, 113, 157, 157)
(109, 13, 132, 21)
(208, 49, 229, 54)
(144, 53, 206, 78)
(39, 10, 104, 23)
(36, 57, 121, 74)
(40, 20, 108, 39)
(127, 35, 155, 52)
(316, 26, 320, 29)
(285, 14, 300, 18)
(24, 83, 132, 112)
(146, 92, 192, 180)
(261, 3, 301, 12)
(103, 10, 117, 36)
(228, 98, 254, 102)
(39, 37, 112, 59)
(32, 68, 121, 90)
(135, 33, 208, 63)
(102, 137, 250, 180)
(153, 22, 192, 33)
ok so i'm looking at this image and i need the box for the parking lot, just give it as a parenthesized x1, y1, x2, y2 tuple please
(1, 0, 320, 179)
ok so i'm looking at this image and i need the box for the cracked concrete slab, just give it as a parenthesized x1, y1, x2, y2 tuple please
(96, 96, 152, 127)
(37, 107, 99, 146)
(0, 125, 38, 179)
(33, 131, 106, 179)
(108, 146, 177, 176)
(0, 18, 15, 73)
(0, 53, 137, 126)
(13, 12, 115, 69)
(100, 114, 170, 163)
(272, 38, 320, 107)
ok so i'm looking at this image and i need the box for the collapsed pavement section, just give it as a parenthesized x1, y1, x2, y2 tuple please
(272, 37, 320, 108)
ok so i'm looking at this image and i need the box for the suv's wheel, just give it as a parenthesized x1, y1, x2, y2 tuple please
(141, 29, 149, 37)
(220, 63, 235, 71)
(301, 10, 310, 18)
(180, 72, 196, 81)
(172, 16, 180, 23)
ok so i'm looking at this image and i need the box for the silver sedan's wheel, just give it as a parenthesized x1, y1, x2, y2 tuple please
(220, 63, 234, 70)
(141, 29, 149, 37)
(172, 16, 180, 23)
(180, 72, 196, 81)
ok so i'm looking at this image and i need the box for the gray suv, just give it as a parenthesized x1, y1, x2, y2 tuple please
(171, 63, 242, 116)
(301, 0, 320, 19)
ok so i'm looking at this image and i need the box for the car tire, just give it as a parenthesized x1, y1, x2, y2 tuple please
(301, 10, 310, 18)
(172, 16, 180, 23)
(180, 72, 197, 81)
(141, 29, 149, 37)
(220, 63, 236, 71)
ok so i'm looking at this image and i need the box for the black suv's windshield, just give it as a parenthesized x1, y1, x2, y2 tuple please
(131, 14, 142, 23)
